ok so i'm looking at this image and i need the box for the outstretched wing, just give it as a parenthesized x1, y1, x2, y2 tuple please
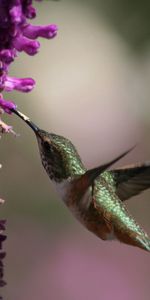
(110, 162, 150, 201)
(72, 147, 134, 198)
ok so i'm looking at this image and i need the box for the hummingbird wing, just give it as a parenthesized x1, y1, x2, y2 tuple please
(78, 147, 134, 189)
(72, 147, 134, 200)
(110, 162, 150, 201)
(91, 168, 150, 251)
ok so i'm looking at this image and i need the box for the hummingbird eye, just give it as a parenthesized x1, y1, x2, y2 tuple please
(43, 140, 51, 151)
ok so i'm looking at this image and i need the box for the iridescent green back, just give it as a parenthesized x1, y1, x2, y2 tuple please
(94, 171, 148, 237)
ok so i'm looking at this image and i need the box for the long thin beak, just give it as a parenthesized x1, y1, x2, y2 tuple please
(11, 108, 40, 135)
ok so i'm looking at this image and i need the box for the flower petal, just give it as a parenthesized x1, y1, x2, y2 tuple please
(10, 4, 23, 24)
(4, 76, 35, 92)
(0, 49, 16, 64)
(13, 34, 40, 55)
(23, 24, 58, 39)
(0, 96, 16, 114)
(25, 4, 36, 19)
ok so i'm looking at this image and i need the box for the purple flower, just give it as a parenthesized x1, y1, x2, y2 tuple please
(0, 0, 58, 131)
(0, 198, 6, 288)
(0, 95, 16, 114)
(0, 49, 16, 64)
(13, 34, 40, 55)
(23, 23, 58, 39)
(4, 76, 35, 92)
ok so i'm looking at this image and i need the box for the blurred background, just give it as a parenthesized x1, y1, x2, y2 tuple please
(1, 0, 150, 299)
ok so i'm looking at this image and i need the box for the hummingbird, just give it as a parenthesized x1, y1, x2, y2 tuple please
(12, 108, 150, 252)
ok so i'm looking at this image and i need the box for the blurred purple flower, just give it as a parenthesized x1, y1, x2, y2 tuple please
(0, 95, 16, 114)
(23, 23, 58, 39)
(0, 0, 58, 132)
(4, 76, 35, 92)
(0, 199, 7, 290)
(0, 1, 58, 297)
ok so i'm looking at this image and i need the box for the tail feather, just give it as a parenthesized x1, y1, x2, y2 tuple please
(135, 234, 150, 252)
(114, 227, 150, 252)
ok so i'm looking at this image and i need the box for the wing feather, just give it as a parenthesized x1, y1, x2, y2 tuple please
(111, 161, 150, 201)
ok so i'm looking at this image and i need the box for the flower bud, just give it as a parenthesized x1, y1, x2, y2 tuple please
(13, 34, 40, 55)
(23, 24, 58, 39)
(4, 76, 35, 92)
(0, 96, 17, 114)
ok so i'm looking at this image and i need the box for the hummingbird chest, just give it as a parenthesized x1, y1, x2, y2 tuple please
(54, 179, 112, 240)
(54, 179, 92, 219)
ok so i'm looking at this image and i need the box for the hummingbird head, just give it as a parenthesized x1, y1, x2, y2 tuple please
(35, 129, 85, 182)
(12, 109, 85, 182)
